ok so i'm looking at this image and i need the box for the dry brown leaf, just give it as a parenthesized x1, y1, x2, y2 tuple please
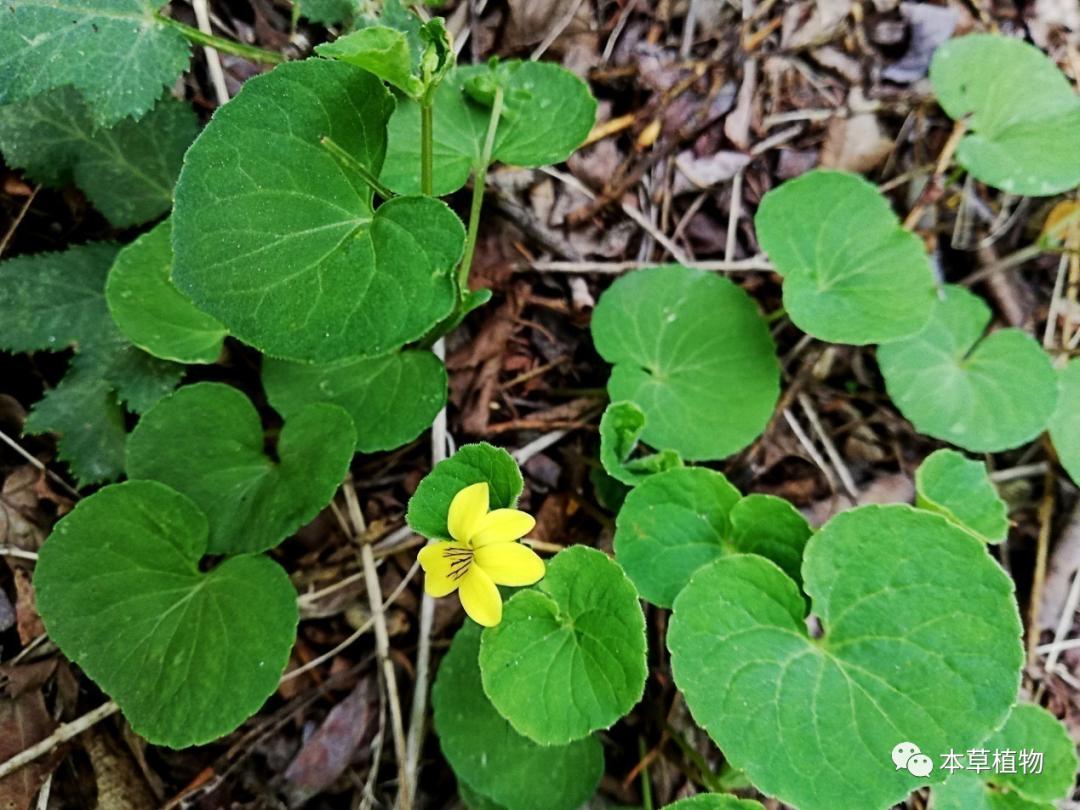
(0, 689, 56, 810)
(84, 728, 158, 810)
(821, 89, 893, 172)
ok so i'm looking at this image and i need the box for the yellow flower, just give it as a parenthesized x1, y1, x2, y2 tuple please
(417, 482, 544, 627)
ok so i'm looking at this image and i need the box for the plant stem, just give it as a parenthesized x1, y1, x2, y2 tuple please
(157, 16, 284, 64)
(320, 136, 394, 199)
(456, 85, 504, 294)
(420, 100, 434, 197)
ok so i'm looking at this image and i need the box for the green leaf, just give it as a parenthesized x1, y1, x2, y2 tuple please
(933, 775, 1047, 810)
(930, 34, 1080, 196)
(668, 504, 1023, 810)
(878, 285, 1058, 452)
(263, 349, 446, 453)
(1049, 359, 1080, 486)
(92, 339, 184, 413)
(600, 401, 683, 486)
(916, 449, 1008, 543)
(663, 797, 765, 810)
(407, 443, 523, 540)
(434, 623, 604, 810)
(380, 61, 596, 195)
(317, 27, 423, 97)
(728, 493, 812, 586)
(296, 0, 361, 26)
(0, 0, 191, 125)
(174, 60, 465, 363)
(126, 382, 356, 555)
(0, 89, 197, 228)
(614, 467, 741, 608)
(34, 480, 298, 747)
(754, 169, 937, 345)
(106, 220, 227, 364)
(479, 545, 647, 745)
(591, 265, 780, 461)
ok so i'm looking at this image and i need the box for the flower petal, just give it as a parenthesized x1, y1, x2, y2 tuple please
(475, 542, 546, 587)
(470, 508, 536, 547)
(458, 565, 502, 627)
(448, 482, 489, 543)
(418, 541, 469, 597)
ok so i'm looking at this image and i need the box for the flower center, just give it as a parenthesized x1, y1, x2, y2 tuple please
(442, 545, 474, 581)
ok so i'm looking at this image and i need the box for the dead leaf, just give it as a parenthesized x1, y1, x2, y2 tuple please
(0, 591, 13, 635)
(881, 2, 958, 84)
(820, 89, 893, 173)
(504, 0, 594, 51)
(783, 0, 853, 49)
(724, 59, 757, 151)
(11, 569, 42, 646)
(84, 728, 157, 810)
(1039, 502, 1080, 630)
(0, 689, 56, 810)
(673, 150, 751, 194)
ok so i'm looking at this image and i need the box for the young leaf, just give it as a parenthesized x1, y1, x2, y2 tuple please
(754, 170, 937, 345)
(126, 383, 356, 555)
(1048, 360, 1080, 486)
(34, 481, 298, 748)
(479, 546, 647, 746)
(728, 493, 812, 587)
(591, 265, 780, 461)
(262, 349, 446, 453)
(380, 61, 596, 195)
(933, 703, 1078, 810)
(930, 34, 1080, 196)
(668, 505, 1023, 810)
(106, 220, 227, 364)
(433, 623, 604, 810)
(316, 27, 424, 98)
(614, 467, 741, 608)
(915, 448, 1008, 543)
(878, 285, 1058, 452)
(296, 0, 362, 26)
(664, 797, 765, 810)
(0, 0, 192, 125)
(0, 89, 197, 228)
(407, 443, 524, 540)
(599, 401, 683, 486)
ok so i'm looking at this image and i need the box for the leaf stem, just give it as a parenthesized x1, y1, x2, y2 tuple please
(420, 100, 434, 197)
(456, 85, 504, 295)
(157, 16, 284, 64)
(320, 137, 394, 200)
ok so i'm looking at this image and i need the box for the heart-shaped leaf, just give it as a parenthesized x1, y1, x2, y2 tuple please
(591, 265, 780, 461)
(127, 383, 356, 555)
(599, 401, 683, 486)
(1049, 360, 1080, 486)
(916, 449, 1007, 542)
(668, 504, 1023, 810)
(407, 443, 523, 540)
(930, 34, 1080, 196)
(755, 170, 937, 345)
(34, 481, 298, 747)
(479, 545, 647, 745)
(263, 350, 446, 453)
(728, 493, 812, 586)
(434, 623, 604, 810)
(380, 61, 596, 195)
(878, 285, 1058, 452)
(106, 220, 227, 364)
(173, 59, 465, 363)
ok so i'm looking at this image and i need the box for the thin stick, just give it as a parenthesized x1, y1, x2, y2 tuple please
(0, 547, 38, 562)
(191, 0, 229, 106)
(0, 428, 81, 499)
(783, 409, 840, 493)
(902, 119, 967, 231)
(1043, 568, 1080, 674)
(0, 184, 40, 259)
(0, 701, 119, 780)
(1043, 253, 1070, 349)
(527, 257, 773, 274)
(531, 0, 587, 59)
(680, 0, 700, 58)
(1027, 471, 1055, 665)
(724, 169, 744, 263)
(797, 393, 858, 500)
(513, 430, 570, 465)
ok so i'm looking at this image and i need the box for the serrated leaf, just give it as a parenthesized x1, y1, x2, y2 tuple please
(0, 0, 192, 126)
(434, 623, 604, 810)
(668, 504, 1023, 810)
(317, 27, 423, 97)
(34, 480, 298, 747)
(591, 265, 780, 461)
(0, 88, 196, 228)
(930, 34, 1080, 196)
(92, 339, 184, 413)
(263, 349, 445, 454)
(878, 285, 1058, 452)
(126, 382, 356, 555)
(664, 797, 765, 810)
(407, 443, 523, 540)
(916, 448, 1008, 542)
(296, 0, 362, 25)
(754, 169, 937, 345)
(728, 493, 812, 586)
(1049, 359, 1080, 486)
(106, 220, 226, 364)
(479, 545, 647, 745)
(599, 401, 683, 486)
(381, 61, 596, 195)
(174, 60, 464, 363)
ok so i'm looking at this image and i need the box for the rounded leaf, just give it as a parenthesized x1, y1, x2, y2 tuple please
(755, 170, 937, 344)
(878, 285, 1058, 452)
(34, 481, 298, 747)
(915, 448, 1008, 542)
(591, 265, 780, 461)
(1049, 359, 1080, 486)
(668, 505, 1023, 810)
(728, 493, 812, 586)
(664, 797, 765, 810)
(599, 400, 683, 486)
(479, 546, 647, 745)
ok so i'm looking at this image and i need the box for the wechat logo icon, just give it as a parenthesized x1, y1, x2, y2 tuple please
(892, 742, 934, 778)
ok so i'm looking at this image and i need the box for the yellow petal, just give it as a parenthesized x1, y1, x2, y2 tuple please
(458, 565, 502, 627)
(475, 542, 546, 587)
(469, 508, 536, 547)
(448, 482, 489, 543)
(417, 541, 470, 597)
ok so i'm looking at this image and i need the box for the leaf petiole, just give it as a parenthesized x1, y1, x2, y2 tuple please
(156, 16, 285, 64)
(456, 84, 504, 295)
(319, 137, 395, 200)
